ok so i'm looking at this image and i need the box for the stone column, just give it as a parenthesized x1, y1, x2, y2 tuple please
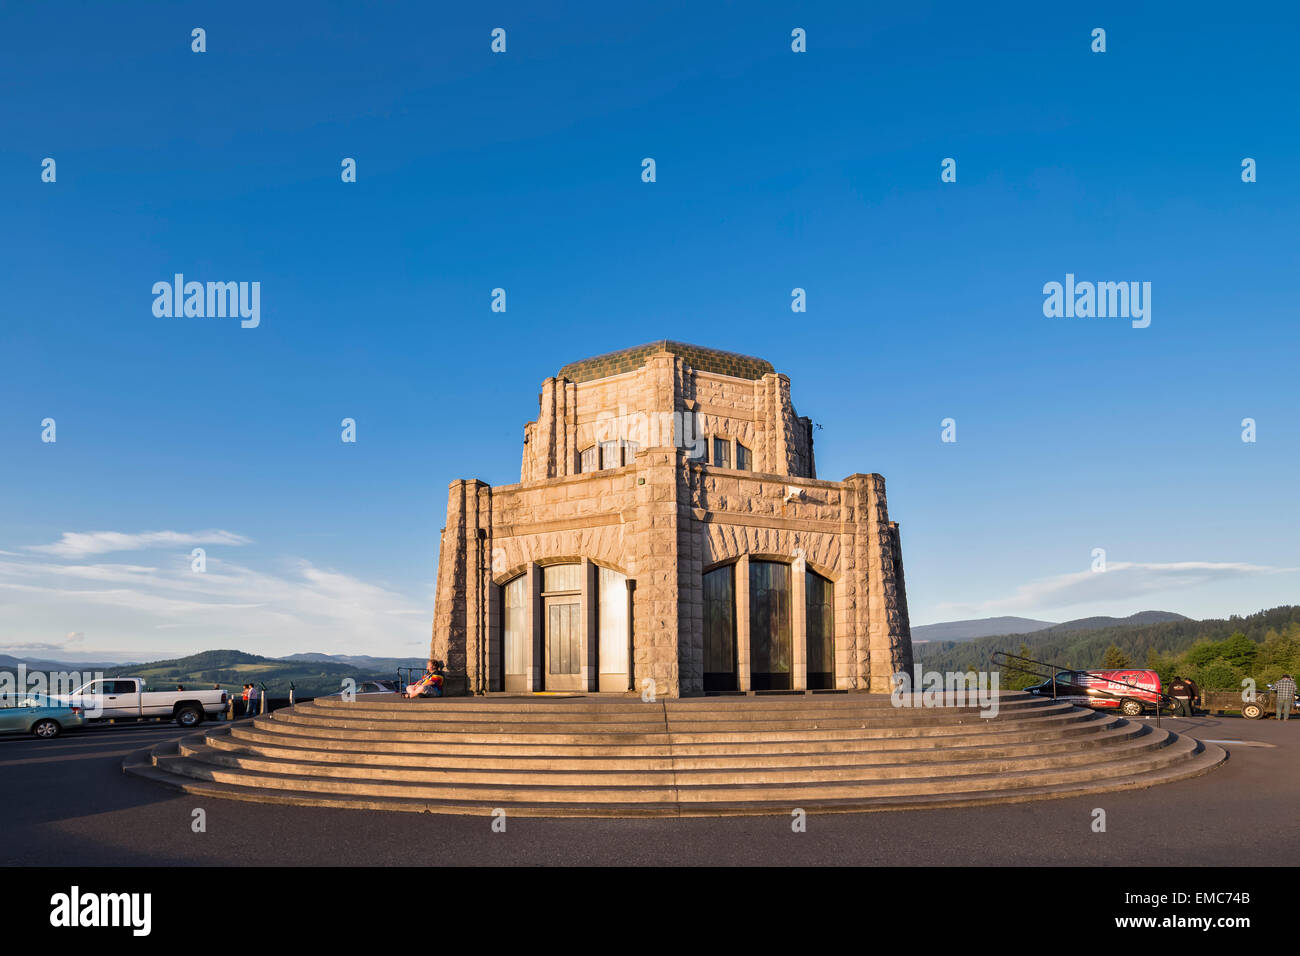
(430, 480, 473, 696)
(526, 376, 576, 480)
(889, 522, 915, 676)
(791, 559, 807, 691)
(631, 444, 682, 697)
(735, 554, 751, 692)
(464, 483, 491, 695)
(861, 474, 910, 692)
(485, 580, 501, 693)
(841, 475, 872, 691)
(527, 562, 542, 691)
(562, 380, 577, 476)
(583, 558, 597, 691)
(677, 500, 705, 697)
(833, 575, 852, 691)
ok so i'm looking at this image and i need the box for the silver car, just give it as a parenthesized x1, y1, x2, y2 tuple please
(0, 694, 88, 739)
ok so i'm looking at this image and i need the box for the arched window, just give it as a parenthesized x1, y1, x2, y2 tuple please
(502, 575, 528, 692)
(750, 561, 792, 690)
(806, 571, 835, 690)
(597, 566, 629, 691)
(703, 565, 737, 691)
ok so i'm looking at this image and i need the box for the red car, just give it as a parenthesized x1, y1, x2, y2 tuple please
(1027, 668, 1163, 717)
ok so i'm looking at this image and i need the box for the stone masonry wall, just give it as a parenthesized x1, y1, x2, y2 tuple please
(433, 345, 911, 696)
(521, 350, 815, 482)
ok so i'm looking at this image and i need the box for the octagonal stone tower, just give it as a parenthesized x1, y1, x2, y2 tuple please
(430, 341, 913, 698)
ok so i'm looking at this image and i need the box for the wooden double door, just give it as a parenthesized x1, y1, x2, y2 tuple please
(544, 596, 583, 691)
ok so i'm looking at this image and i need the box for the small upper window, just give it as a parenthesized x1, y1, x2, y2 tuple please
(735, 443, 752, 471)
(712, 437, 731, 469)
(579, 446, 599, 473)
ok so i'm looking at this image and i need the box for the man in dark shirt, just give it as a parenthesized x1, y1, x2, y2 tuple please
(1168, 676, 1194, 717)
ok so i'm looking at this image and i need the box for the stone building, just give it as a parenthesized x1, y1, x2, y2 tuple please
(430, 341, 914, 698)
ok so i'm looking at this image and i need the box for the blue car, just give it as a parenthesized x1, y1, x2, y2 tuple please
(0, 694, 88, 739)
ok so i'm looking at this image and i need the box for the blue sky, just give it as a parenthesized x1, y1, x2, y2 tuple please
(2, 1, 1297, 661)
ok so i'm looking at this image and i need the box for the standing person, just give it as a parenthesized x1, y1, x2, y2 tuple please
(1184, 675, 1201, 714)
(241, 683, 252, 718)
(1275, 674, 1296, 721)
(1168, 675, 1193, 717)
(248, 683, 261, 716)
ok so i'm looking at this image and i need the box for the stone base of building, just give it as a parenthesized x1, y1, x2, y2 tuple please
(124, 693, 1228, 816)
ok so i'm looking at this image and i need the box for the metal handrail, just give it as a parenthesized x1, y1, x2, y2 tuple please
(991, 650, 1178, 728)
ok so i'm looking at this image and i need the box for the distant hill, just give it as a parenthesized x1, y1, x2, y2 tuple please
(0, 648, 420, 697)
(910, 611, 1189, 644)
(1038, 610, 1191, 634)
(911, 617, 1057, 643)
(915, 606, 1300, 675)
(0, 653, 138, 671)
(284, 652, 425, 669)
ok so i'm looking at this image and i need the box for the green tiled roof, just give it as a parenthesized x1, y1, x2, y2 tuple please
(557, 341, 775, 383)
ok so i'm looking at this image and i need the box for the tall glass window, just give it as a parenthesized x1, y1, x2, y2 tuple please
(703, 565, 736, 691)
(597, 566, 628, 680)
(735, 443, 752, 471)
(579, 446, 599, 473)
(503, 576, 528, 680)
(599, 441, 620, 469)
(712, 436, 731, 469)
(749, 561, 792, 690)
(806, 571, 835, 690)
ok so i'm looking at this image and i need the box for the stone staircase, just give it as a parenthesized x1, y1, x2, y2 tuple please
(122, 692, 1225, 817)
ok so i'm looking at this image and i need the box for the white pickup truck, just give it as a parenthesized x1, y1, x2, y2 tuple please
(55, 678, 227, 728)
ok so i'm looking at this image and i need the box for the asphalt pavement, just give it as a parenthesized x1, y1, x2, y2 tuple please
(1, 714, 1296, 866)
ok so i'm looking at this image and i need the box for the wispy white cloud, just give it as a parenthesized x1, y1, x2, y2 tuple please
(0, 530, 428, 659)
(937, 560, 1297, 618)
(27, 529, 252, 559)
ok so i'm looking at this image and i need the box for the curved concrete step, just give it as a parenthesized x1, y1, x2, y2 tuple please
(124, 739, 1226, 817)
(123, 693, 1226, 817)
(150, 727, 1203, 801)
(220, 708, 1122, 758)
(243, 702, 1095, 746)
(302, 691, 1053, 716)
(202, 717, 1144, 771)
(176, 725, 1174, 786)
